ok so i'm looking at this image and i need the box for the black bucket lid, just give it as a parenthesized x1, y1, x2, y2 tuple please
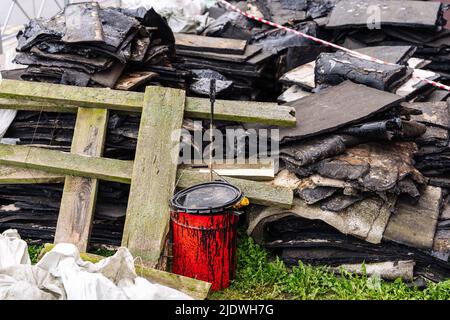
(170, 181, 243, 214)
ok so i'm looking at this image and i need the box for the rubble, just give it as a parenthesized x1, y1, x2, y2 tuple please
(173, 33, 278, 100)
(326, 0, 444, 29)
(4, 3, 175, 89)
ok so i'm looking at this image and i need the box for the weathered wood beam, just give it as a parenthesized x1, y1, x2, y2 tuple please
(0, 165, 64, 183)
(0, 144, 132, 183)
(0, 98, 78, 113)
(0, 145, 293, 208)
(54, 107, 109, 252)
(122, 86, 186, 268)
(38, 244, 212, 300)
(185, 98, 295, 126)
(0, 80, 296, 126)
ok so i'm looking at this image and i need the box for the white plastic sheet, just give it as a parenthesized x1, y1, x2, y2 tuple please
(0, 230, 193, 300)
(0, 36, 19, 139)
(0, 229, 30, 268)
(122, 0, 214, 33)
(0, 230, 64, 299)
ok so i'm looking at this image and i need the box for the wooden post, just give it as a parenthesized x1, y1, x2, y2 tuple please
(122, 86, 186, 268)
(54, 107, 109, 251)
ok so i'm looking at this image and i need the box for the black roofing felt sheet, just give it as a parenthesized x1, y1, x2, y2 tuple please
(279, 81, 403, 142)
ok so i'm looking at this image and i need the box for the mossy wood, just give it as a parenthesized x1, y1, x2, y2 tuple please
(0, 165, 64, 183)
(122, 86, 186, 268)
(0, 80, 296, 126)
(54, 107, 109, 252)
(0, 144, 133, 183)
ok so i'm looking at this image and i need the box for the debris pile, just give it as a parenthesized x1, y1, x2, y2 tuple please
(412, 102, 450, 187)
(230, 1, 450, 281)
(8, 2, 175, 89)
(259, 81, 431, 250)
(328, 0, 450, 77)
(248, 85, 450, 281)
(173, 33, 279, 100)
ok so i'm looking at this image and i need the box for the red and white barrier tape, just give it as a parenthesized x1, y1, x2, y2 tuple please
(217, 0, 450, 92)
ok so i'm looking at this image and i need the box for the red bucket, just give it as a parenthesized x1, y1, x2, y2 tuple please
(170, 182, 243, 291)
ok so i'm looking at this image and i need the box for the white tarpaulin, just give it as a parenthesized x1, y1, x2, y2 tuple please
(0, 229, 192, 300)
(0, 229, 30, 268)
(122, 0, 215, 33)
(0, 36, 19, 139)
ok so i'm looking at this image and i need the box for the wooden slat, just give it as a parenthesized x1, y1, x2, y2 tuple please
(176, 44, 262, 63)
(54, 107, 109, 251)
(0, 98, 78, 113)
(183, 160, 275, 181)
(0, 144, 132, 183)
(0, 165, 64, 184)
(122, 86, 186, 268)
(174, 33, 247, 54)
(0, 145, 293, 208)
(0, 80, 296, 126)
(185, 98, 295, 126)
(38, 244, 212, 300)
(114, 71, 159, 91)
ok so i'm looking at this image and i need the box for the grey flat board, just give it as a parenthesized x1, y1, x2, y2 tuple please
(176, 45, 262, 63)
(411, 102, 450, 128)
(326, 0, 442, 29)
(410, 102, 449, 145)
(355, 46, 415, 64)
(259, 0, 307, 25)
(174, 33, 247, 55)
(279, 61, 316, 90)
(279, 81, 403, 142)
(384, 186, 442, 250)
(426, 89, 450, 102)
(395, 68, 438, 99)
(62, 2, 104, 43)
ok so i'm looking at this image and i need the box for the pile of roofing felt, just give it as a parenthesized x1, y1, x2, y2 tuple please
(237, 0, 450, 282)
(6, 2, 175, 90)
(248, 80, 450, 282)
(173, 33, 278, 100)
(328, 0, 450, 76)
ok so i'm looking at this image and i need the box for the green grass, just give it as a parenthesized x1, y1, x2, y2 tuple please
(28, 243, 43, 264)
(211, 235, 450, 300)
(90, 247, 116, 257)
